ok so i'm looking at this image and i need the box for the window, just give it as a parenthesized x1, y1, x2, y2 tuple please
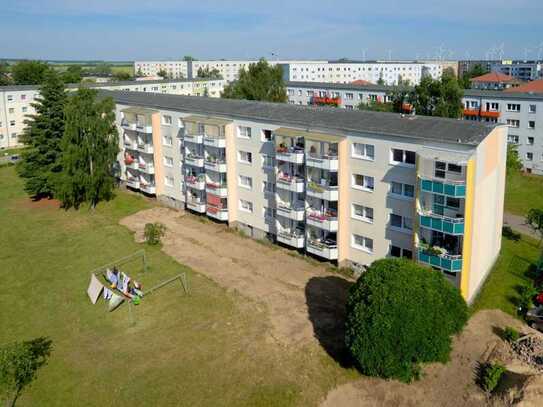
(239, 199, 253, 213)
(7, 95, 13, 102)
(390, 245, 413, 259)
(448, 163, 462, 173)
(9, 120, 15, 126)
(11, 133, 17, 139)
(529, 104, 537, 113)
(238, 150, 252, 164)
(238, 126, 251, 139)
(22, 107, 28, 113)
(264, 207, 276, 219)
(528, 137, 535, 145)
(390, 214, 413, 231)
(507, 119, 520, 128)
(352, 234, 373, 253)
(164, 176, 174, 187)
(352, 174, 374, 191)
(164, 156, 173, 167)
(508, 135, 519, 144)
(163, 135, 173, 146)
(21, 94, 26, 100)
(263, 181, 275, 194)
(529, 121, 536, 129)
(390, 148, 416, 166)
(352, 143, 374, 160)
(8, 108, 14, 114)
(261, 154, 274, 168)
(390, 182, 414, 198)
(239, 175, 253, 189)
(526, 152, 533, 161)
(345, 92, 354, 100)
(352, 204, 373, 223)
(162, 115, 172, 125)
(507, 103, 521, 112)
(262, 129, 273, 142)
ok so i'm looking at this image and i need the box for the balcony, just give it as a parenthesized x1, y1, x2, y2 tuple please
(480, 110, 500, 119)
(126, 178, 140, 189)
(306, 154, 338, 171)
(419, 178, 465, 198)
(137, 162, 155, 174)
(306, 181, 338, 201)
(276, 146, 304, 164)
(462, 109, 480, 117)
(204, 159, 227, 173)
(418, 212, 464, 235)
(276, 230, 305, 248)
(185, 155, 205, 167)
(306, 211, 338, 231)
(186, 199, 206, 213)
(306, 238, 338, 260)
(121, 119, 136, 131)
(184, 133, 204, 144)
(276, 174, 305, 193)
(204, 136, 226, 148)
(276, 202, 305, 221)
(137, 143, 154, 154)
(135, 123, 153, 134)
(206, 182, 228, 197)
(123, 139, 137, 150)
(417, 247, 462, 273)
(206, 205, 228, 221)
(185, 174, 206, 190)
(140, 183, 156, 195)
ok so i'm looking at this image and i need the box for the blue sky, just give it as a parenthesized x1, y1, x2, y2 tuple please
(1, 0, 542, 61)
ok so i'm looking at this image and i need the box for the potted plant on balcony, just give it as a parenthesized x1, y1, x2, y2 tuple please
(276, 143, 288, 153)
(308, 181, 325, 193)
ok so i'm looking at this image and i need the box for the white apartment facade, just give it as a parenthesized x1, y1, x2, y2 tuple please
(0, 79, 225, 149)
(134, 61, 189, 79)
(110, 89, 506, 303)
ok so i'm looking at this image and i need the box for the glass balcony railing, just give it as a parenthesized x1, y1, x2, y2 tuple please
(417, 248, 462, 272)
(419, 212, 464, 235)
(419, 178, 466, 198)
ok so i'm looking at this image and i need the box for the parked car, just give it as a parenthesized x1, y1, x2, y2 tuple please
(526, 306, 543, 332)
(9, 154, 20, 162)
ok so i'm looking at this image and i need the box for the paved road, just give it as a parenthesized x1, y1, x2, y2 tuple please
(503, 212, 540, 240)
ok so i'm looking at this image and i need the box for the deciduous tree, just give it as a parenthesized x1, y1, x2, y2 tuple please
(409, 71, 463, 118)
(11, 60, 50, 85)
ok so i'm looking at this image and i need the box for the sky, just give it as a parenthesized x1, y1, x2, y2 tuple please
(1, 0, 543, 61)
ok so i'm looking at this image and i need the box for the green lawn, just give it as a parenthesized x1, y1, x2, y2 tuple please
(0, 167, 351, 406)
(505, 172, 543, 216)
(471, 234, 541, 316)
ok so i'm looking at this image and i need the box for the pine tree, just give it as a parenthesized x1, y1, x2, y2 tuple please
(56, 88, 119, 209)
(16, 70, 66, 199)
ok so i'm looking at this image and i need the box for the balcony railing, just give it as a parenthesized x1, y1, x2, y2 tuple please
(419, 178, 466, 198)
(276, 230, 305, 248)
(139, 183, 156, 194)
(276, 202, 305, 221)
(276, 174, 305, 192)
(204, 136, 226, 148)
(206, 204, 228, 221)
(306, 181, 339, 201)
(306, 238, 339, 260)
(204, 158, 227, 172)
(137, 143, 154, 154)
(418, 211, 465, 235)
(185, 174, 206, 189)
(417, 247, 463, 272)
(185, 155, 205, 167)
(306, 153, 339, 171)
(306, 210, 338, 231)
(184, 133, 204, 144)
(121, 119, 136, 131)
(276, 146, 305, 163)
(137, 162, 155, 174)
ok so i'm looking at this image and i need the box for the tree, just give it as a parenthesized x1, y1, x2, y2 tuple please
(55, 88, 119, 209)
(183, 55, 197, 61)
(357, 77, 411, 113)
(113, 71, 131, 81)
(357, 100, 394, 112)
(11, 61, 50, 85)
(345, 258, 468, 382)
(0, 63, 11, 86)
(0, 337, 52, 407)
(461, 64, 487, 89)
(506, 144, 523, 174)
(409, 71, 463, 118)
(89, 63, 112, 76)
(61, 65, 82, 84)
(196, 67, 222, 79)
(526, 208, 543, 244)
(144, 222, 166, 245)
(221, 58, 287, 103)
(377, 72, 385, 85)
(136, 68, 143, 77)
(16, 70, 67, 199)
(157, 69, 168, 79)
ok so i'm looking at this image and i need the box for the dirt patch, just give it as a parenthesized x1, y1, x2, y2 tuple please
(18, 197, 61, 210)
(120, 207, 352, 347)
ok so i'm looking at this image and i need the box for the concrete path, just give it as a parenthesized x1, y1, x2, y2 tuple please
(504, 212, 540, 240)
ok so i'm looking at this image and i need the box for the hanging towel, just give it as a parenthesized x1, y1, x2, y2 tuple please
(87, 274, 103, 304)
(103, 288, 113, 300)
(122, 275, 131, 293)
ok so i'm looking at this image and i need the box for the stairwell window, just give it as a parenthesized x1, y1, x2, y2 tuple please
(162, 115, 172, 125)
(239, 175, 253, 190)
(238, 126, 252, 139)
(390, 148, 416, 166)
(389, 214, 413, 232)
(352, 174, 374, 192)
(352, 143, 375, 160)
(164, 156, 173, 167)
(351, 234, 373, 254)
(164, 176, 174, 187)
(239, 199, 253, 213)
(238, 150, 253, 164)
(390, 182, 414, 199)
(163, 135, 173, 146)
(352, 204, 374, 223)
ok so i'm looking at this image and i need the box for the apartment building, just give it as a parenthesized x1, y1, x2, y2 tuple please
(110, 90, 506, 303)
(470, 72, 522, 91)
(491, 60, 543, 82)
(0, 78, 225, 149)
(286, 81, 543, 175)
(134, 61, 189, 79)
(282, 61, 442, 86)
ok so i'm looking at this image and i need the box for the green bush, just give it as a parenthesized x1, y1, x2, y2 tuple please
(503, 326, 520, 343)
(479, 363, 506, 393)
(501, 226, 521, 242)
(518, 284, 537, 314)
(143, 222, 166, 245)
(344, 258, 468, 382)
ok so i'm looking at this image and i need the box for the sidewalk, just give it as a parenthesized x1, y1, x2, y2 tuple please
(503, 212, 540, 240)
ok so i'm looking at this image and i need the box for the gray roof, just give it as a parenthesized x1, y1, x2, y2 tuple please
(0, 78, 220, 93)
(101, 90, 495, 146)
(464, 89, 543, 100)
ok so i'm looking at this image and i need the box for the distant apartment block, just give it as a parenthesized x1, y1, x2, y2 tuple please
(470, 72, 522, 91)
(134, 61, 190, 79)
(0, 79, 225, 149)
(109, 89, 506, 303)
(491, 60, 543, 82)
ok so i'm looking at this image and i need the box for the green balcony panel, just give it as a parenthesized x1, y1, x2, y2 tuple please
(418, 215, 464, 236)
(417, 248, 463, 273)
(419, 179, 466, 198)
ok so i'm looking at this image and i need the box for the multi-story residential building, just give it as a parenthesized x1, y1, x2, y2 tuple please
(286, 81, 543, 175)
(134, 61, 189, 79)
(458, 60, 497, 78)
(470, 72, 522, 90)
(491, 60, 543, 82)
(0, 78, 225, 149)
(281, 60, 443, 86)
(109, 89, 506, 303)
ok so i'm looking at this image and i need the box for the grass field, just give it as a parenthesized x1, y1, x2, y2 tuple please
(0, 167, 352, 406)
(505, 172, 543, 216)
(471, 234, 541, 317)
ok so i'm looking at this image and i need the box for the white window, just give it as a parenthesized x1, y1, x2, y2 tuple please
(22, 107, 28, 113)
(390, 214, 413, 231)
(7, 95, 13, 102)
(529, 121, 536, 129)
(507, 103, 521, 112)
(164, 176, 174, 187)
(11, 133, 17, 139)
(162, 115, 172, 125)
(238, 126, 251, 139)
(21, 94, 26, 100)
(507, 119, 520, 128)
(8, 108, 14, 114)
(9, 120, 15, 126)
(163, 135, 173, 146)
(239, 175, 253, 189)
(352, 143, 375, 160)
(239, 199, 253, 213)
(389, 182, 415, 199)
(352, 174, 374, 191)
(508, 135, 519, 144)
(351, 234, 374, 253)
(352, 204, 374, 223)
(238, 150, 252, 164)
(390, 245, 413, 259)
(263, 181, 275, 194)
(390, 148, 416, 166)
(345, 92, 354, 100)
(529, 104, 537, 113)
(526, 152, 533, 161)
(164, 156, 173, 167)
(528, 137, 535, 145)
